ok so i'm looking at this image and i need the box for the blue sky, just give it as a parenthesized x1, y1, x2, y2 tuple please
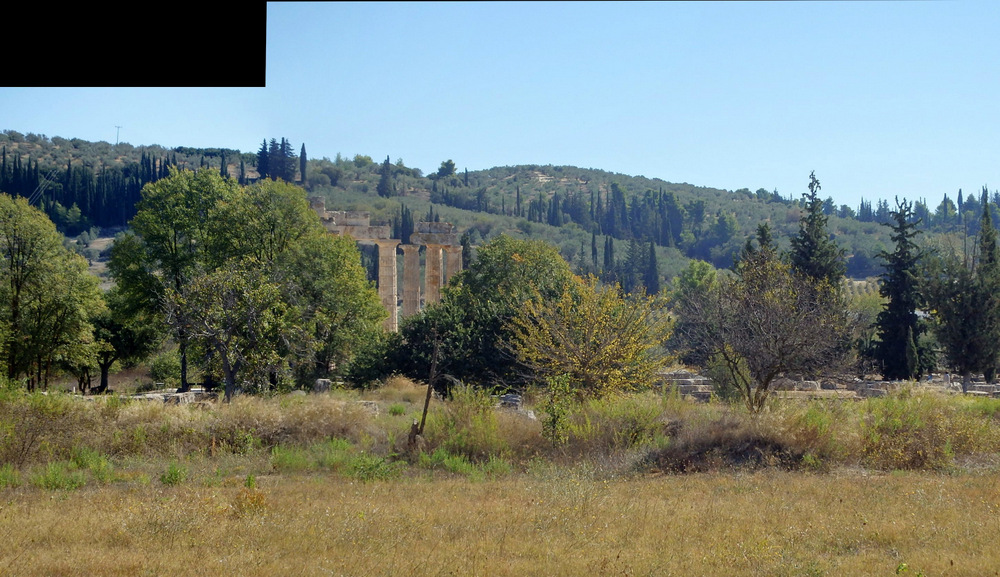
(4, 1, 1000, 210)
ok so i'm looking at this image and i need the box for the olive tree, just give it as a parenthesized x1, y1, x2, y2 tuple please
(674, 245, 851, 413)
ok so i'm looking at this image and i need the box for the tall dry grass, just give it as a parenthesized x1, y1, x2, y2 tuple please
(3, 381, 1000, 574)
(2, 471, 1000, 576)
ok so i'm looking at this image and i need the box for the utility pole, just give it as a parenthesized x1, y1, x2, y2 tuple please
(115, 125, 121, 145)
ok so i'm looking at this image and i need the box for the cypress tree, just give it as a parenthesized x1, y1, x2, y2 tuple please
(300, 143, 307, 186)
(279, 138, 295, 181)
(267, 139, 280, 180)
(257, 139, 269, 180)
(603, 236, 614, 273)
(377, 155, 392, 198)
(644, 240, 660, 295)
(591, 231, 598, 270)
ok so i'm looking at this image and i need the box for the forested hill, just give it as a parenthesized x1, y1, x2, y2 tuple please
(0, 130, 257, 235)
(0, 129, 988, 283)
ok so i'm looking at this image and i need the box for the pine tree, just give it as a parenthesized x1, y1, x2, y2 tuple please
(874, 198, 927, 380)
(789, 171, 846, 286)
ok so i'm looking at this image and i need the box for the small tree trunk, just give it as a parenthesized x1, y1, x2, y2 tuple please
(178, 336, 190, 393)
(962, 371, 971, 394)
(221, 354, 237, 402)
(96, 361, 112, 394)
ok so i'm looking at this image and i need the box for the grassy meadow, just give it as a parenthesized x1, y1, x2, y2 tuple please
(2, 377, 1000, 576)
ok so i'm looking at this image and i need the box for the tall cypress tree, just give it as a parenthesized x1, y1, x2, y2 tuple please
(267, 139, 280, 180)
(376, 155, 392, 198)
(279, 138, 295, 181)
(591, 231, 599, 271)
(256, 139, 269, 181)
(299, 143, 307, 186)
(644, 240, 660, 295)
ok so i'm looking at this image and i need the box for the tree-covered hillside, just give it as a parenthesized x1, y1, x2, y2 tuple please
(3, 128, 992, 286)
(0, 130, 258, 235)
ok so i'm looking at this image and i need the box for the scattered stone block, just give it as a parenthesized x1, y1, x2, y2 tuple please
(313, 378, 332, 393)
(356, 401, 379, 416)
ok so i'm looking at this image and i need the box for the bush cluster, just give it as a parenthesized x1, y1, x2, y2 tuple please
(3, 382, 1000, 491)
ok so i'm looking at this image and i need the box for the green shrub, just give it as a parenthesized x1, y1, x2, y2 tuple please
(0, 391, 84, 468)
(779, 402, 850, 471)
(476, 455, 514, 479)
(542, 374, 573, 445)
(567, 392, 664, 453)
(425, 385, 507, 462)
(271, 445, 315, 473)
(30, 461, 86, 490)
(0, 463, 21, 488)
(314, 438, 356, 471)
(860, 389, 990, 470)
(71, 447, 116, 484)
(418, 448, 476, 475)
(149, 350, 182, 388)
(160, 461, 188, 486)
(348, 453, 401, 482)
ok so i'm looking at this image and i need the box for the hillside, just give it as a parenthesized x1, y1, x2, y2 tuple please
(2, 129, 986, 286)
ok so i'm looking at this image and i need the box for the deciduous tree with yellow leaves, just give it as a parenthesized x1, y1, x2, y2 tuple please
(503, 275, 672, 398)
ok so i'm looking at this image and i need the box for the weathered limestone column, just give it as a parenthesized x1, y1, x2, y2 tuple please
(444, 245, 463, 284)
(373, 239, 400, 332)
(425, 244, 444, 305)
(401, 244, 421, 318)
(308, 197, 327, 220)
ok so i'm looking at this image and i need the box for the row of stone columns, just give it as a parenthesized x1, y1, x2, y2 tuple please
(307, 199, 461, 333)
(373, 242, 463, 332)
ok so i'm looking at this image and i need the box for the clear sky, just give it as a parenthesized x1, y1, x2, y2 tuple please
(4, 1, 1000, 210)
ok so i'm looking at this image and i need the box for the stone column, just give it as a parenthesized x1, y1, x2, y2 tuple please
(373, 239, 400, 332)
(401, 244, 421, 318)
(444, 245, 463, 284)
(425, 244, 444, 305)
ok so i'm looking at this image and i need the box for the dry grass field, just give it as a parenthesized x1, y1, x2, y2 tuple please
(2, 471, 999, 576)
(3, 378, 1000, 576)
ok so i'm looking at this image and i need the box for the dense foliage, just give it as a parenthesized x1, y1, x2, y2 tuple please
(111, 168, 384, 399)
(872, 199, 931, 380)
(504, 275, 672, 397)
(0, 194, 104, 388)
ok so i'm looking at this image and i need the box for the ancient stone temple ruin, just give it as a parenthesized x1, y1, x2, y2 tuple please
(310, 198, 461, 332)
